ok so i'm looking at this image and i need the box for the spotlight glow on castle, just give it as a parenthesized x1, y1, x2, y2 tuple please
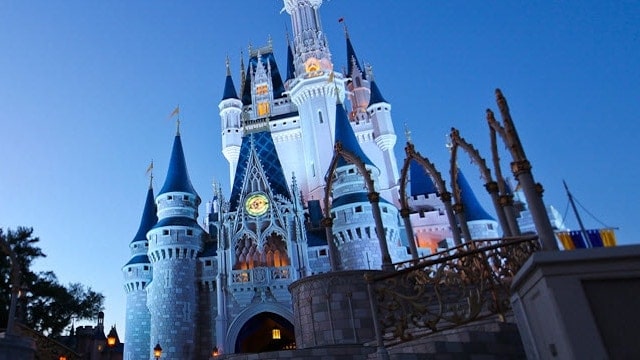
(122, 1, 501, 358)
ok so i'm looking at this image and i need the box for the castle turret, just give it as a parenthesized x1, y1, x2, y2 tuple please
(330, 102, 403, 270)
(282, 0, 331, 77)
(220, 58, 243, 182)
(146, 129, 203, 360)
(122, 181, 156, 360)
(344, 31, 370, 121)
(367, 76, 400, 204)
(283, 0, 347, 203)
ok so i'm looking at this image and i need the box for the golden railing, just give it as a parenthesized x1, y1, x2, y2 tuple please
(366, 235, 539, 346)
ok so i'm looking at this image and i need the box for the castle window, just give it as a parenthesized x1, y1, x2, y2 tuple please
(187, 229, 193, 236)
(163, 230, 169, 236)
(488, 224, 494, 230)
(183, 195, 189, 201)
(256, 84, 269, 95)
(257, 101, 270, 116)
(167, 195, 173, 200)
(318, 110, 323, 124)
(382, 207, 388, 213)
(144, 266, 149, 271)
(318, 249, 327, 257)
(205, 260, 212, 266)
(355, 206, 363, 213)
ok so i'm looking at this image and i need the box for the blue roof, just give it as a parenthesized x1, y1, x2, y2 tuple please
(409, 159, 438, 197)
(158, 134, 199, 199)
(457, 171, 494, 221)
(152, 216, 201, 229)
(307, 200, 323, 228)
(369, 80, 388, 104)
(346, 35, 365, 79)
(286, 43, 295, 81)
(241, 51, 286, 106)
(229, 130, 291, 211)
(131, 186, 157, 244)
(198, 240, 217, 257)
(334, 103, 375, 167)
(306, 228, 327, 247)
(222, 74, 239, 100)
(331, 192, 392, 208)
(124, 254, 150, 266)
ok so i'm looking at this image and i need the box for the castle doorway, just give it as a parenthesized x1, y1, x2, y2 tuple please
(234, 311, 295, 353)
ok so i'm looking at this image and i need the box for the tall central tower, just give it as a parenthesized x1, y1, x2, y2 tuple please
(283, 0, 346, 203)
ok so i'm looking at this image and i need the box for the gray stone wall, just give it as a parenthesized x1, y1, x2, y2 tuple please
(124, 289, 150, 360)
(147, 257, 198, 360)
(289, 270, 380, 349)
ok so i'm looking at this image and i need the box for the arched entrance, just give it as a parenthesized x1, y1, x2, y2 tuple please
(234, 312, 295, 353)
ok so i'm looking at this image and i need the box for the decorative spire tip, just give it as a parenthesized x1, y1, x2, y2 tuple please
(403, 123, 412, 144)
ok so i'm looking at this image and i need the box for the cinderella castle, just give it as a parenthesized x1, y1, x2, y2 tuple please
(122, 1, 506, 359)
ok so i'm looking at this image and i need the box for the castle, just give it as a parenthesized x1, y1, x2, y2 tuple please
(121, 1, 501, 359)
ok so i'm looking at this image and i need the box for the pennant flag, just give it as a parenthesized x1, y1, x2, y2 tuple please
(556, 228, 617, 250)
(146, 161, 154, 175)
(557, 231, 574, 250)
(338, 17, 344, 23)
(169, 105, 180, 119)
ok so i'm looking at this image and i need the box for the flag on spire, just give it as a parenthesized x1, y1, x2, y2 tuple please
(169, 105, 180, 119)
(146, 160, 154, 175)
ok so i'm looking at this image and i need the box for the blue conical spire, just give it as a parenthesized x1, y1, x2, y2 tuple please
(286, 41, 295, 81)
(346, 34, 365, 79)
(222, 58, 239, 100)
(334, 102, 374, 167)
(457, 171, 494, 221)
(369, 80, 388, 104)
(158, 134, 199, 199)
(131, 186, 158, 243)
(409, 160, 437, 197)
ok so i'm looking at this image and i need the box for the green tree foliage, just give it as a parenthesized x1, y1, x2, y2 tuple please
(1, 227, 104, 337)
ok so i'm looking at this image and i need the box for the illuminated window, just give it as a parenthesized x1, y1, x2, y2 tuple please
(257, 102, 270, 116)
(256, 84, 268, 95)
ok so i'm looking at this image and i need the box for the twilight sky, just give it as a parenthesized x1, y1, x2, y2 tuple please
(1, 1, 638, 337)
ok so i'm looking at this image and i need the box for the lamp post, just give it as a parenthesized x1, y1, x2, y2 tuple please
(211, 346, 219, 357)
(153, 343, 163, 360)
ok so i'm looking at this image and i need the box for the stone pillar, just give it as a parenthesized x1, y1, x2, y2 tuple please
(511, 245, 640, 359)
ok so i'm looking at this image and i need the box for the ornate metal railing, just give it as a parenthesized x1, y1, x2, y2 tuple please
(366, 235, 539, 345)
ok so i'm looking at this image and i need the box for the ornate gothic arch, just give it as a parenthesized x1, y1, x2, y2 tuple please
(224, 302, 294, 353)
(398, 141, 462, 259)
(322, 142, 393, 271)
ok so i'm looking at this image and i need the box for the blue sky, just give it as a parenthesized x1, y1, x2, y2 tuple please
(1, 1, 638, 337)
